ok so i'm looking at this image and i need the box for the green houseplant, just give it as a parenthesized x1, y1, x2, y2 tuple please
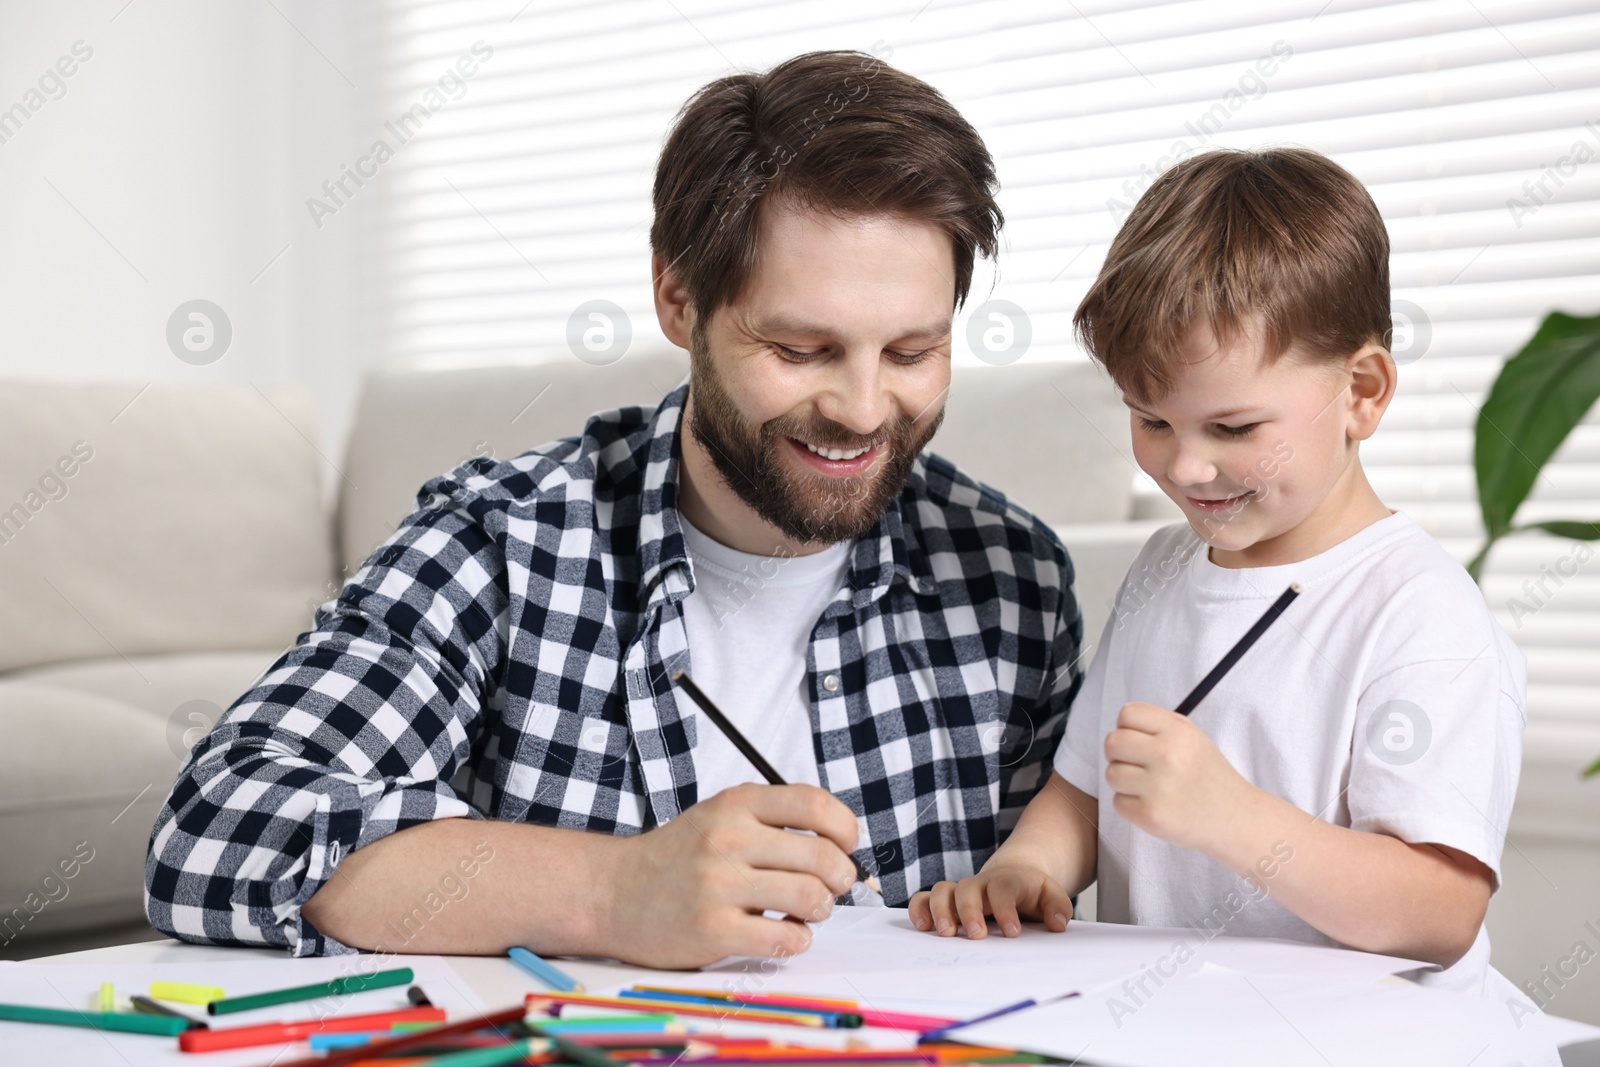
(1465, 310, 1600, 776)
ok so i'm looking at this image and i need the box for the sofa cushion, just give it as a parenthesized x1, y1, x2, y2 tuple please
(0, 382, 335, 674)
(0, 681, 178, 945)
(0, 651, 288, 950)
(7, 650, 282, 726)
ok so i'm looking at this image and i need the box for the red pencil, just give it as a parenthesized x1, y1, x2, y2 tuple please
(179, 1005, 445, 1052)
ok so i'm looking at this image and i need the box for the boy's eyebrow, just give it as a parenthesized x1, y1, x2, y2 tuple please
(1125, 403, 1267, 421)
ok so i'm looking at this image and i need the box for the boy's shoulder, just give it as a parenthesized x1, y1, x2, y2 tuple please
(1120, 513, 1524, 684)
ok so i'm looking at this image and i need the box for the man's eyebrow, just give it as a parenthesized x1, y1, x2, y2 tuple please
(750, 315, 952, 340)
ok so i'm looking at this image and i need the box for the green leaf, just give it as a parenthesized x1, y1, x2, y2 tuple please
(1586, 754, 1600, 778)
(1475, 311, 1600, 539)
(1517, 520, 1600, 540)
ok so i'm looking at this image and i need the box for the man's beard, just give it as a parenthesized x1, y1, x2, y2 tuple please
(685, 330, 945, 547)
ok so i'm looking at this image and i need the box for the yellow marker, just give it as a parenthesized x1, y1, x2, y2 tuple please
(97, 983, 115, 1012)
(149, 981, 225, 1006)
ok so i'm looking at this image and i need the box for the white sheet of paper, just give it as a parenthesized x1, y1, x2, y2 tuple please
(696, 907, 1430, 1008)
(954, 966, 1600, 1067)
(579, 906, 1438, 1047)
(0, 954, 485, 1067)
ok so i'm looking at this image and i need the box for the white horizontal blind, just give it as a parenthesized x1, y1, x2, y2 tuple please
(377, 0, 1600, 731)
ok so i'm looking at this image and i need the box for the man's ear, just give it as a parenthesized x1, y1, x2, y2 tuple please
(1346, 342, 1397, 442)
(651, 252, 695, 349)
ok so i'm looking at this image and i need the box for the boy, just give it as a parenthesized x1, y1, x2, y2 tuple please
(910, 148, 1530, 1006)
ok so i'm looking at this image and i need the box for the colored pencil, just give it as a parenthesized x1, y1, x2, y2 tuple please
(672, 670, 883, 895)
(615, 990, 863, 1027)
(632, 986, 859, 1011)
(1174, 583, 1301, 716)
(179, 1005, 445, 1052)
(0, 1001, 189, 1037)
(916, 993, 1078, 1044)
(538, 1014, 677, 1032)
(627, 986, 958, 1031)
(206, 966, 414, 1015)
(531, 991, 830, 1028)
(129, 994, 207, 1029)
(508, 946, 585, 993)
(406, 1037, 537, 1067)
(254, 1004, 529, 1067)
(519, 1019, 635, 1067)
(310, 1030, 393, 1050)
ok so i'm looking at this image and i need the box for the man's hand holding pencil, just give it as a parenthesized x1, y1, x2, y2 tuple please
(599, 781, 863, 969)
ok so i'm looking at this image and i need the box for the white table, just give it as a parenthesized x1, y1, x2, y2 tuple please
(20, 927, 1597, 1067)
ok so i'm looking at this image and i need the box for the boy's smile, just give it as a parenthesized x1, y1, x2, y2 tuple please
(1128, 320, 1395, 569)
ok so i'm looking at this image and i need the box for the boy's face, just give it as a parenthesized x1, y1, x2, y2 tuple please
(1126, 322, 1371, 564)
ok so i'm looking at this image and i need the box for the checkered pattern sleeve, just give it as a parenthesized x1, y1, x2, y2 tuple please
(144, 481, 509, 956)
(996, 526, 1083, 834)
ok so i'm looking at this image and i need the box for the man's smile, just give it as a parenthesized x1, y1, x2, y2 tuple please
(786, 436, 881, 477)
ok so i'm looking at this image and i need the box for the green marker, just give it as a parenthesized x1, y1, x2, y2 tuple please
(206, 966, 414, 1016)
(0, 1002, 189, 1037)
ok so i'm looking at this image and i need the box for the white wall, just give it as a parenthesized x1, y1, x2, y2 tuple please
(0, 0, 381, 477)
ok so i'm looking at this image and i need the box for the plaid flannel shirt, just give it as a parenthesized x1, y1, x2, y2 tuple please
(145, 381, 1083, 955)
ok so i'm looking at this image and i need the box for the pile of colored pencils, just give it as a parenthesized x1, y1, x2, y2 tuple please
(252, 984, 1049, 1066)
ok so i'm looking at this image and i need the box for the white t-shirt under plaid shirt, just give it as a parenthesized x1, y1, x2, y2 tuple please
(674, 510, 851, 797)
(1056, 512, 1526, 997)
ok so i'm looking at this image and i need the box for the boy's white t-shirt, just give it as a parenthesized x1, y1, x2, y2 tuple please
(673, 512, 852, 800)
(1055, 512, 1527, 996)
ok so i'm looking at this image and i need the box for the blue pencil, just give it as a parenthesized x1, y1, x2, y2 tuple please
(509, 946, 585, 993)
(916, 993, 1078, 1043)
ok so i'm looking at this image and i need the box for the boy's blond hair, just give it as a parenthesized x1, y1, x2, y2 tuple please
(1075, 147, 1392, 403)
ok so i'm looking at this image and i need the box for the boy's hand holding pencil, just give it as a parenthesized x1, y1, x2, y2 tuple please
(911, 586, 1299, 940)
(1103, 701, 1254, 853)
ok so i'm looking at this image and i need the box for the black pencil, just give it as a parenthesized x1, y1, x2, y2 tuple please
(672, 669, 883, 895)
(1174, 582, 1302, 716)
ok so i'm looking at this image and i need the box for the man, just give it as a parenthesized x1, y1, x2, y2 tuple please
(146, 49, 1082, 969)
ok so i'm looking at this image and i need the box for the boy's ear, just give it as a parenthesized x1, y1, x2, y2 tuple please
(1346, 342, 1396, 442)
(651, 252, 695, 349)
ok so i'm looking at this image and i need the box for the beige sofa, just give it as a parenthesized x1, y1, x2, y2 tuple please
(0, 352, 1158, 957)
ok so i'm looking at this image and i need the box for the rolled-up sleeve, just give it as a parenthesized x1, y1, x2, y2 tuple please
(144, 482, 509, 955)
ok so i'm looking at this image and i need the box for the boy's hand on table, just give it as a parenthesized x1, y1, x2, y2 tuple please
(1104, 701, 1254, 854)
(909, 865, 1074, 939)
(596, 782, 862, 969)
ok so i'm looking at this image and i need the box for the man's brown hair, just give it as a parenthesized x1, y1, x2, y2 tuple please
(650, 49, 1003, 327)
(1074, 147, 1391, 402)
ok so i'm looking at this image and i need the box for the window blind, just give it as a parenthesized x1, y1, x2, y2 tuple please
(376, 0, 1600, 738)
